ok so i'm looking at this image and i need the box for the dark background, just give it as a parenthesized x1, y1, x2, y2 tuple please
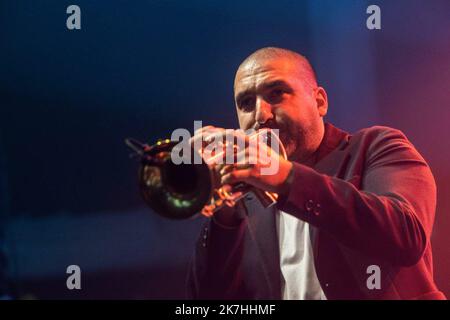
(0, 0, 448, 299)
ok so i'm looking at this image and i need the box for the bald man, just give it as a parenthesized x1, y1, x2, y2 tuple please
(186, 47, 446, 300)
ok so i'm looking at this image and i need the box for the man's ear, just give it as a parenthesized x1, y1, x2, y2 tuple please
(314, 87, 328, 117)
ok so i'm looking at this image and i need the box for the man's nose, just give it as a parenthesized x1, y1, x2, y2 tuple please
(255, 98, 274, 126)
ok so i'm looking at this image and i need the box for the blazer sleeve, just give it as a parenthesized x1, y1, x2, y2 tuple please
(277, 127, 436, 266)
(186, 211, 249, 299)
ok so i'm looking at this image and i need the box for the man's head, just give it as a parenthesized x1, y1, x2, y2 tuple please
(233, 47, 328, 163)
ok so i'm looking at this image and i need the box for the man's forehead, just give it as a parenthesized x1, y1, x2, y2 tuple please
(234, 57, 299, 92)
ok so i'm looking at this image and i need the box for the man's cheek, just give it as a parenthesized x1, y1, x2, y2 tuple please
(284, 141, 296, 158)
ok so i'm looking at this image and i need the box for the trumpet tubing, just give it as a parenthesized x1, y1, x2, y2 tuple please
(126, 128, 286, 219)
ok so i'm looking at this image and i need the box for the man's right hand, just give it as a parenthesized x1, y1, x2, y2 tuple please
(190, 126, 246, 226)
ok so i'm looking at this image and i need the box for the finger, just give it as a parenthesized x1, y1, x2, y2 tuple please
(221, 184, 244, 200)
(204, 130, 228, 144)
(233, 129, 250, 143)
(234, 143, 277, 166)
(219, 163, 253, 176)
(188, 134, 204, 146)
(191, 126, 222, 142)
(189, 127, 226, 148)
(221, 168, 253, 185)
(189, 129, 209, 145)
(234, 145, 260, 165)
(194, 125, 215, 135)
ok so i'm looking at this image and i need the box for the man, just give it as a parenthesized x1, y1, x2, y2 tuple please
(186, 47, 446, 299)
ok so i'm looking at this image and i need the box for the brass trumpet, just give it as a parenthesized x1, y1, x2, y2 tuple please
(125, 128, 286, 219)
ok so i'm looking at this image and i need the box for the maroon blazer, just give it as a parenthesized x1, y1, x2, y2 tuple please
(186, 123, 446, 300)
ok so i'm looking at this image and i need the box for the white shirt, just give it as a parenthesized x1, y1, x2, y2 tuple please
(276, 210, 327, 300)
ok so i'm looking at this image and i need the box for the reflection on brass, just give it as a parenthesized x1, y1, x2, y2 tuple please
(125, 129, 286, 220)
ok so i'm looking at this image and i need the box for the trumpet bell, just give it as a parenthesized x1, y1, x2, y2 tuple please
(138, 140, 214, 219)
(127, 128, 285, 220)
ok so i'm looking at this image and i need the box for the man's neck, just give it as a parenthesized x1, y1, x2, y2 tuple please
(293, 123, 326, 167)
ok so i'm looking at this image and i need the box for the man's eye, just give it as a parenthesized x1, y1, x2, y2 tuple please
(240, 97, 255, 111)
(272, 89, 284, 97)
(268, 89, 285, 102)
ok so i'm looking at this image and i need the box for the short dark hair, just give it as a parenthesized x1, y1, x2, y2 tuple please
(236, 47, 318, 91)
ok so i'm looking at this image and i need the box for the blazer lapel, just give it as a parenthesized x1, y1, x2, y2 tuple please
(314, 123, 351, 176)
(245, 198, 281, 299)
(243, 122, 350, 300)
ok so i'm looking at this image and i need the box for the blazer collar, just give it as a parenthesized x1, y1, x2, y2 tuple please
(314, 122, 350, 165)
(246, 122, 349, 299)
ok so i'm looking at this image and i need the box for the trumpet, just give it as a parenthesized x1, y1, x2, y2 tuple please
(125, 128, 287, 220)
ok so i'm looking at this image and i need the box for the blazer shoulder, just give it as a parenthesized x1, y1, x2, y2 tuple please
(353, 125, 408, 140)
(345, 125, 419, 162)
(350, 125, 411, 149)
(350, 125, 429, 168)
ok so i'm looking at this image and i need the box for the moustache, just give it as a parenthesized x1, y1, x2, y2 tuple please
(254, 119, 280, 131)
(253, 121, 289, 151)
